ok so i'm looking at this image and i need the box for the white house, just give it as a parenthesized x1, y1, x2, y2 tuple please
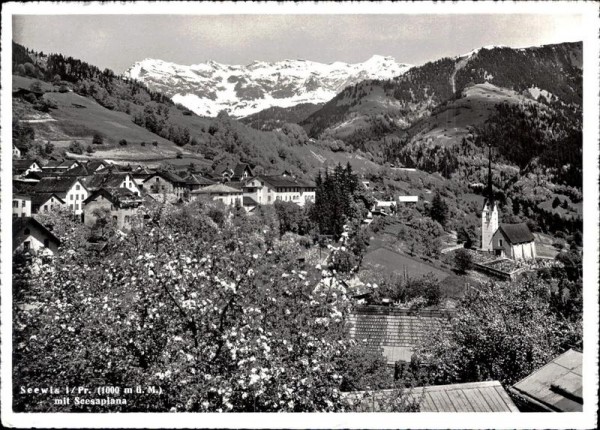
(33, 177, 90, 216)
(13, 145, 22, 158)
(243, 175, 316, 207)
(83, 172, 142, 196)
(398, 195, 419, 203)
(31, 193, 66, 214)
(12, 193, 32, 218)
(12, 217, 61, 257)
(13, 159, 42, 178)
(492, 223, 537, 260)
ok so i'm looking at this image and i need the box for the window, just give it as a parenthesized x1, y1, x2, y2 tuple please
(75, 204, 79, 210)
(112, 216, 117, 222)
(156, 178, 160, 183)
(24, 228, 30, 235)
(23, 241, 30, 251)
(13, 201, 18, 208)
(124, 216, 130, 224)
(70, 195, 74, 201)
(44, 205, 48, 212)
(22, 200, 26, 207)
(76, 184, 80, 190)
(43, 238, 49, 248)
(499, 239, 503, 247)
(69, 204, 73, 210)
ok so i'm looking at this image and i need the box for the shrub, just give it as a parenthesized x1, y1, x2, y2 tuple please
(454, 249, 473, 274)
(68, 140, 84, 155)
(119, 139, 128, 146)
(92, 133, 103, 145)
(152, 141, 158, 147)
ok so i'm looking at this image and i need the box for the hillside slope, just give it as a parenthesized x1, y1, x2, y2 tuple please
(301, 42, 582, 146)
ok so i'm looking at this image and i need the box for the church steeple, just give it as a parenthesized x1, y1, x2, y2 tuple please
(486, 143, 494, 203)
(481, 143, 498, 252)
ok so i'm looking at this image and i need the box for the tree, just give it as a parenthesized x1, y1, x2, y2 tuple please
(552, 196, 561, 209)
(92, 133, 104, 145)
(68, 140, 84, 154)
(119, 139, 128, 146)
(429, 192, 448, 227)
(416, 277, 581, 387)
(29, 80, 43, 92)
(14, 201, 412, 412)
(85, 145, 95, 154)
(454, 249, 473, 273)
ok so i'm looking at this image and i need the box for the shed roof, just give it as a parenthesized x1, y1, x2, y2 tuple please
(348, 306, 453, 365)
(143, 171, 186, 185)
(343, 381, 519, 412)
(511, 349, 582, 412)
(83, 172, 132, 190)
(497, 223, 535, 245)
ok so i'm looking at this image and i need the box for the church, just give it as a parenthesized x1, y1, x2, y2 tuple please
(480, 146, 536, 261)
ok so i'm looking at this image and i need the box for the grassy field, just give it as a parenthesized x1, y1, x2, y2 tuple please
(362, 247, 450, 281)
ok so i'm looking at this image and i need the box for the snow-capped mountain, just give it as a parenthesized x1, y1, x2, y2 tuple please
(125, 56, 412, 118)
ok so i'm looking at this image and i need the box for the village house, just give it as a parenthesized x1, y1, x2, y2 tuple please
(243, 175, 316, 206)
(13, 159, 42, 178)
(13, 144, 23, 158)
(231, 163, 254, 181)
(32, 176, 89, 217)
(142, 171, 188, 200)
(398, 195, 419, 203)
(84, 160, 109, 173)
(30, 193, 66, 215)
(83, 188, 145, 230)
(190, 184, 243, 206)
(83, 172, 142, 196)
(12, 216, 61, 257)
(492, 223, 537, 260)
(182, 173, 215, 192)
(12, 192, 32, 219)
(212, 164, 235, 182)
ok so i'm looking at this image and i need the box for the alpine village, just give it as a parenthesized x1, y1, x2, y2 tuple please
(11, 40, 583, 413)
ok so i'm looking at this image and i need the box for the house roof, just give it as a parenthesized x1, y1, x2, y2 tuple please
(186, 174, 215, 186)
(243, 196, 258, 206)
(33, 176, 84, 197)
(42, 160, 63, 168)
(191, 184, 242, 194)
(255, 175, 315, 189)
(85, 160, 107, 171)
(83, 187, 144, 207)
(13, 159, 40, 169)
(343, 380, 520, 412)
(497, 223, 535, 245)
(143, 171, 187, 185)
(13, 217, 61, 249)
(348, 306, 453, 365)
(213, 164, 235, 176)
(83, 173, 133, 190)
(13, 180, 39, 194)
(232, 162, 253, 178)
(511, 349, 582, 412)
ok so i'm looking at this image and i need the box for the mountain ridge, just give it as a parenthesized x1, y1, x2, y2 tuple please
(125, 55, 412, 118)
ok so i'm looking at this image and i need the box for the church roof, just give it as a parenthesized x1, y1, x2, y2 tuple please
(497, 223, 535, 245)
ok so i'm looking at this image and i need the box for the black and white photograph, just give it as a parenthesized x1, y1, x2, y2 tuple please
(1, 2, 598, 428)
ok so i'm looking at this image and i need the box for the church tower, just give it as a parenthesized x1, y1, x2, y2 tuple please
(481, 144, 498, 251)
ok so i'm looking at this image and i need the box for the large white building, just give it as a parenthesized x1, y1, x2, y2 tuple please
(243, 175, 315, 207)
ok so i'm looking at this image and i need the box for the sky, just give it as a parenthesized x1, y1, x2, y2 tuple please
(12, 14, 584, 74)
